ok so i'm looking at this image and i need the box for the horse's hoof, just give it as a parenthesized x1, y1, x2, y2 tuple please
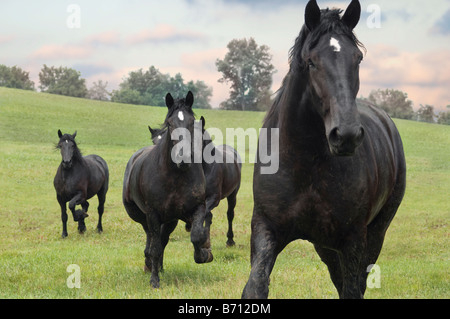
(194, 248, 214, 264)
(62, 232, 68, 238)
(226, 240, 236, 247)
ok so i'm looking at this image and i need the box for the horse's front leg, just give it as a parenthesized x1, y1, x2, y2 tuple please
(145, 212, 163, 288)
(57, 195, 68, 238)
(190, 204, 214, 264)
(77, 201, 89, 234)
(68, 192, 89, 222)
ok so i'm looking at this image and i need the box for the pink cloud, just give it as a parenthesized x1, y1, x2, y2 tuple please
(360, 44, 450, 110)
(30, 44, 92, 60)
(127, 24, 207, 45)
(84, 31, 121, 46)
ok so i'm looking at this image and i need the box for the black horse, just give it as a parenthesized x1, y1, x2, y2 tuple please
(148, 119, 242, 247)
(200, 117, 242, 247)
(53, 130, 109, 238)
(123, 91, 213, 289)
(242, 0, 406, 299)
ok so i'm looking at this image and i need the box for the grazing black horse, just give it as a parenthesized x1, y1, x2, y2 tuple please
(148, 119, 242, 247)
(53, 130, 109, 238)
(242, 0, 406, 299)
(123, 91, 213, 288)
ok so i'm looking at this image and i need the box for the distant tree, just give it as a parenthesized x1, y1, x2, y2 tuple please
(437, 105, 450, 125)
(216, 37, 275, 111)
(368, 89, 414, 119)
(186, 80, 213, 109)
(0, 64, 35, 90)
(39, 65, 87, 98)
(88, 80, 110, 101)
(416, 104, 435, 123)
(111, 66, 212, 108)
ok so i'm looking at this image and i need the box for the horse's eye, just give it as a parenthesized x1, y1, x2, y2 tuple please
(308, 59, 316, 69)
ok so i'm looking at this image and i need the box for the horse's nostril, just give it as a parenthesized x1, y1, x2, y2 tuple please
(329, 127, 341, 145)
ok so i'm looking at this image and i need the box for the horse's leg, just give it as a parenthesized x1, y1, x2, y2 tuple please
(191, 204, 214, 264)
(242, 214, 283, 299)
(57, 195, 68, 238)
(159, 220, 179, 272)
(359, 188, 403, 296)
(77, 201, 89, 234)
(314, 244, 343, 297)
(96, 188, 106, 233)
(68, 192, 88, 222)
(226, 190, 238, 247)
(337, 228, 367, 299)
(204, 196, 219, 250)
(145, 212, 162, 288)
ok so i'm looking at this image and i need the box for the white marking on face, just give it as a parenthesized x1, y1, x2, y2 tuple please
(158, 135, 162, 140)
(65, 140, 68, 143)
(178, 111, 184, 121)
(330, 37, 341, 52)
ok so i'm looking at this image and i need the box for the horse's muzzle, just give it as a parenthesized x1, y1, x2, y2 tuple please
(328, 125, 365, 156)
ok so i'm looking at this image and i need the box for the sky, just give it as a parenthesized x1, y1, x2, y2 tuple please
(1, 0, 450, 111)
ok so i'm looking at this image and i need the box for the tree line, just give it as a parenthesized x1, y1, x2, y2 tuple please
(0, 36, 449, 123)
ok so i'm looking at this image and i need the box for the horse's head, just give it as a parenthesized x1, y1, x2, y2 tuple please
(164, 91, 198, 168)
(302, 0, 364, 156)
(57, 129, 78, 169)
(148, 125, 165, 145)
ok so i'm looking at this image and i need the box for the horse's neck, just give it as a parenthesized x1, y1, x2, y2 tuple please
(277, 72, 328, 157)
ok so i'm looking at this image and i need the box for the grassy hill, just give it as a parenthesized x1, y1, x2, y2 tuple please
(0, 87, 448, 298)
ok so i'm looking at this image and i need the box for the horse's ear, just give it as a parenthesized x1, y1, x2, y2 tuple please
(342, 0, 361, 30)
(305, 0, 321, 31)
(58, 129, 63, 138)
(148, 126, 155, 135)
(72, 131, 77, 139)
(186, 91, 194, 109)
(200, 116, 205, 129)
(166, 93, 174, 109)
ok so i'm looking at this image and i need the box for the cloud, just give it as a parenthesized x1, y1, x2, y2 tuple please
(84, 31, 121, 46)
(30, 44, 92, 60)
(360, 44, 450, 110)
(127, 24, 208, 45)
(430, 9, 450, 35)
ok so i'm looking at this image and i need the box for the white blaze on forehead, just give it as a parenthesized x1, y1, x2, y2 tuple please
(65, 140, 68, 143)
(178, 111, 184, 121)
(330, 37, 341, 52)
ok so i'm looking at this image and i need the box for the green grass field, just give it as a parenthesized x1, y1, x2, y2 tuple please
(0, 87, 448, 299)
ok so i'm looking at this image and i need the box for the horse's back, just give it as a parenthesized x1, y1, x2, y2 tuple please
(83, 154, 109, 197)
(123, 146, 154, 203)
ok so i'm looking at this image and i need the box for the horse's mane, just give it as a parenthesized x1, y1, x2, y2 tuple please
(264, 8, 365, 127)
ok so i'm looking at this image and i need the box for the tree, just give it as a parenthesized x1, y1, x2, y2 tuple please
(0, 65, 35, 90)
(88, 80, 110, 101)
(368, 89, 414, 119)
(416, 104, 435, 123)
(111, 66, 212, 108)
(216, 38, 275, 111)
(437, 105, 450, 125)
(39, 65, 87, 98)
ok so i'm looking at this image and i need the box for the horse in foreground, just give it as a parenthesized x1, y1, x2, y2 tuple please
(148, 118, 242, 247)
(123, 91, 213, 288)
(242, 0, 406, 299)
(53, 130, 109, 238)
